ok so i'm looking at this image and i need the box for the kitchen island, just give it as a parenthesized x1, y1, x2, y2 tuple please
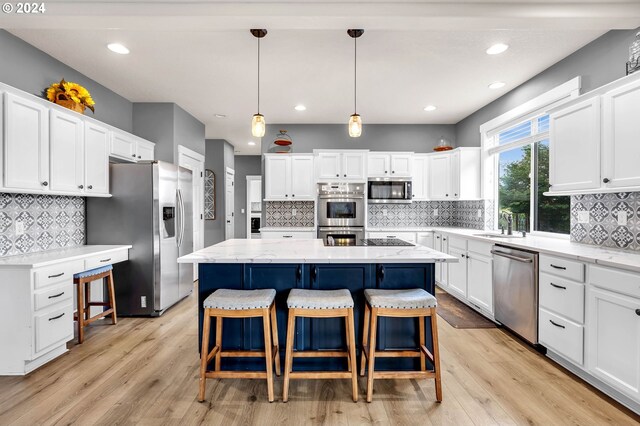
(179, 239, 456, 371)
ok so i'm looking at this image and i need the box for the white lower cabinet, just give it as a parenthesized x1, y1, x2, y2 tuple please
(539, 307, 584, 365)
(447, 246, 467, 298)
(260, 230, 315, 239)
(433, 233, 448, 288)
(467, 251, 493, 314)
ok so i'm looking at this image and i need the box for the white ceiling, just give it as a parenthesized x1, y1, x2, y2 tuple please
(3, 2, 640, 154)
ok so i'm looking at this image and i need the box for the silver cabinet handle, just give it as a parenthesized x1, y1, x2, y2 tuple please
(491, 250, 533, 263)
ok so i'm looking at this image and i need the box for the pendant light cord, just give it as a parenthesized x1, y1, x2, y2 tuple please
(354, 35, 357, 114)
(257, 37, 261, 114)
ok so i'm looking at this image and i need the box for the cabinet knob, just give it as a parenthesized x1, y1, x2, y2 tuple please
(385, 171, 388, 174)
(445, 194, 449, 197)
(461, 254, 465, 258)
(636, 309, 640, 316)
(285, 194, 288, 197)
(392, 170, 395, 174)
(132, 154, 136, 157)
(336, 174, 339, 177)
(454, 193, 458, 197)
(138, 155, 142, 159)
(292, 194, 295, 197)
(344, 174, 346, 177)
(78, 185, 84, 189)
(88, 185, 93, 190)
(42, 181, 48, 186)
(603, 178, 610, 183)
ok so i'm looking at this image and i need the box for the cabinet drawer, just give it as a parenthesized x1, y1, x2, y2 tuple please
(84, 249, 128, 270)
(261, 231, 315, 239)
(369, 232, 416, 243)
(539, 272, 585, 323)
(540, 254, 585, 282)
(34, 260, 84, 289)
(34, 282, 73, 311)
(34, 303, 73, 354)
(539, 308, 584, 365)
(590, 265, 640, 299)
(468, 239, 492, 257)
(448, 236, 467, 250)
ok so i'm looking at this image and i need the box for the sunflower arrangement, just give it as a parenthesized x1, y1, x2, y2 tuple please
(45, 79, 95, 113)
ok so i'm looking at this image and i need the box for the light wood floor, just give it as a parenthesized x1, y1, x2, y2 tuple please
(1, 287, 638, 426)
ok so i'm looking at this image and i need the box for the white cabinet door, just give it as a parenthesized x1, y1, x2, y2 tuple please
(416, 232, 434, 248)
(447, 246, 467, 298)
(265, 156, 291, 200)
(428, 154, 451, 200)
(434, 233, 449, 287)
(412, 156, 428, 200)
(290, 155, 315, 200)
(84, 122, 109, 195)
(49, 109, 84, 193)
(110, 131, 137, 161)
(549, 97, 601, 192)
(602, 79, 640, 189)
(316, 152, 341, 180)
(587, 287, 640, 401)
(4, 93, 49, 190)
(391, 154, 412, 177)
(368, 153, 389, 177)
(467, 252, 493, 314)
(136, 140, 155, 161)
(342, 152, 365, 180)
(450, 150, 460, 199)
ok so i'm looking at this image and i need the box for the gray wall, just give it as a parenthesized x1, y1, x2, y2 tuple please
(456, 29, 639, 146)
(261, 124, 456, 153)
(204, 139, 235, 246)
(0, 30, 133, 132)
(233, 156, 262, 238)
(132, 103, 205, 163)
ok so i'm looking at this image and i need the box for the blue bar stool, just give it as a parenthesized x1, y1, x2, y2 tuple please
(198, 289, 280, 402)
(360, 288, 442, 403)
(282, 289, 358, 402)
(73, 265, 117, 344)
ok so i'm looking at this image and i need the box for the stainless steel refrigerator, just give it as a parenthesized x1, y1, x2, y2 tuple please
(86, 161, 193, 316)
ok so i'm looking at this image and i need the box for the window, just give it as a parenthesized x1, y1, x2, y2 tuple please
(493, 115, 570, 234)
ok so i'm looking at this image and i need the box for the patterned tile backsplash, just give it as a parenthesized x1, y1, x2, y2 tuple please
(265, 201, 315, 227)
(368, 200, 492, 230)
(0, 193, 85, 257)
(570, 192, 640, 251)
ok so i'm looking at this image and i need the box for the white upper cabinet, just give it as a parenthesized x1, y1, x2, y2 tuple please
(84, 122, 109, 195)
(265, 154, 314, 201)
(549, 97, 601, 192)
(602, 78, 640, 189)
(367, 152, 412, 178)
(110, 131, 137, 161)
(3, 93, 49, 191)
(315, 150, 366, 182)
(428, 153, 451, 200)
(427, 148, 480, 200)
(135, 139, 155, 161)
(412, 155, 428, 200)
(49, 109, 84, 193)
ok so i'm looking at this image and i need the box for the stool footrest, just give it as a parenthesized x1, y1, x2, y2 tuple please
(83, 309, 114, 325)
(289, 371, 353, 380)
(292, 350, 349, 358)
(373, 371, 436, 380)
(205, 371, 268, 379)
(362, 345, 422, 359)
(87, 302, 110, 307)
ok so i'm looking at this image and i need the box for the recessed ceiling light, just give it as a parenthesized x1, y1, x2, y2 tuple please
(486, 43, 509, 55)
(294, 105, 307, 111)
(214, 114, 227, 119)
(248, 141, 256, 146)
(107, 43, 130, 55)
(488, 81, 506, 90)
(423, 105, 437, 112)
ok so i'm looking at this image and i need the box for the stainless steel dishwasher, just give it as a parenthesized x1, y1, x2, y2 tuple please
(491, 245, 539, 344)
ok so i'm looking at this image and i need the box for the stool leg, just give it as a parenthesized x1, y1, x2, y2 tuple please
(360, 302, 371, 377)
(262, 308, 275, 402)
(198, 309, 212, 402)
(347, 309, 358, 403)
(215, 317, 223, 371)
(366, 308, 379, 403)
(76, 280, 85, 344)
(418, 315, 426, 372)
(344, 315, 352, 372)
(270, 303, 281, 376)
(430, 309, 443, 402)
(283, 309, 296, 403)
(107, 270, 117, 325)
(84, 281, 91, 321)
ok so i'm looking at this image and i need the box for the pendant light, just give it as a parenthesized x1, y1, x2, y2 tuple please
(347, 29, 364, 138)
(250, 29, 267, 138)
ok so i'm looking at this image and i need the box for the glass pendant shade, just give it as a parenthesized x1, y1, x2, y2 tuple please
(252, 113, 266, 137)
(348, 113, 362, 138)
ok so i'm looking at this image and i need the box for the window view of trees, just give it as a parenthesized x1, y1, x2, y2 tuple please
(498, 140, 570, 234)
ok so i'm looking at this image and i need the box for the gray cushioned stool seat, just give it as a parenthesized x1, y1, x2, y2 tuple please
(287, 289, 354, 309)
(204, 288, 276, 310)
(365, 288, 437, 309)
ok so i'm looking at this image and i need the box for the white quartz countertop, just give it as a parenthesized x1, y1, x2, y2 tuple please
(0, 245, 133, 268)
(178, 239, 457, 264)
(369, 226, 640, 273)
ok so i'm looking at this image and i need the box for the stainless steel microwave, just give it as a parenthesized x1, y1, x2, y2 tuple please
(367, 178, 412, 204)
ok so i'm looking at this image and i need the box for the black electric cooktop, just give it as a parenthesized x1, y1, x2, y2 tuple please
(360, 238, 415, 247)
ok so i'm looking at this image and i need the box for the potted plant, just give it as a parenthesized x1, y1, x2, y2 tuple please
(45, 79, 95, 114)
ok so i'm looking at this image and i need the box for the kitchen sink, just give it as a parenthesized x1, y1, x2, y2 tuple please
(473, 233, 525, 239)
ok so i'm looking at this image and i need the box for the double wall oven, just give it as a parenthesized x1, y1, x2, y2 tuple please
(317, 183, 365, 246)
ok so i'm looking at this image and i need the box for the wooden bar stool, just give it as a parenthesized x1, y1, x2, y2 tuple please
(73, 265, 117, 344)
(198, 289, 280, 402)
(283, 289, 358, 402)
(360, 288, 442, 403)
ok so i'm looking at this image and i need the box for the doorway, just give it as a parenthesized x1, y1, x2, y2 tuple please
(178, 145, 205, 279)
(225, 167, 235, 239)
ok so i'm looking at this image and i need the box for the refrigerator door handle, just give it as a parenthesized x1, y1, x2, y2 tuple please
(178, 189, 186, 248)
(176, 189, 182, 248)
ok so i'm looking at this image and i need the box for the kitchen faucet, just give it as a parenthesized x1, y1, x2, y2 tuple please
(501, 213, 513, 236)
